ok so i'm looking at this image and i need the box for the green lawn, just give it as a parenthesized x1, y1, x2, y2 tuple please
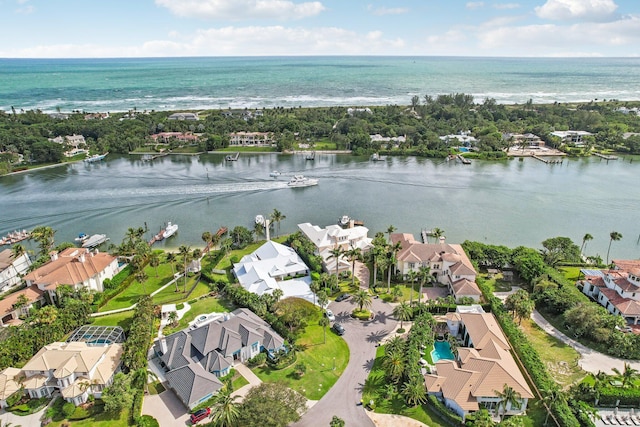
(232, 373, 249, 390)
(559, 266, 583, 282)
(151, 277, 208, 305)
(91, 310, 135, 329)
(98, 263, 176, 311)
(162, 296, 235, 335)
(48, 400, 130, 427)
(253, 322, 349, 400)
(363, 346, 448, 427)
(519, 318, 586, 388)
(375, 282, 425, 304)
(216, 242, 265, 270)
(480, 274, 516, 292)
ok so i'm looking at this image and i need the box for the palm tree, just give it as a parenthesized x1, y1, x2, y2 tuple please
(382, 348, 405, 383)
(386, 242, 402, 293)
(494, 384, 522, 420)
(370, 232, 387, 288)
(135, 270, 148, 294)
(386, 225, 396, 243)
(417, 265, 431, 304)
(607, 231, 622, 264)
(319, 316, 330, 344)
(541, 388, 566, 426)
(30, 225, 55, 255)
(328, 246, 344, 280)
(272, 288, 284, 302)
(406, 269, 418, 305)
(402, 377, 427, 406)
(167, 310, 178, 326)
(149, 252, 160, 277)
(178, 245, 191, 292)
(309, 280, 321, 305)
(270, 208, 286, 238)
(201, 231, 213, 258)
(209, 387, 240, 427)
(612, 363, 639, 388)
(432, 227, 445, 242)
(10, 243, 27, 279)
(166, 251, 177, 285)
(317, 290, 328, 310)
(393, 302, 412, 330)
(353, 289, 372, 311)
(253, 221, 265, 241)
(580, 233, 593, 255)
(345, 246, 362, 288)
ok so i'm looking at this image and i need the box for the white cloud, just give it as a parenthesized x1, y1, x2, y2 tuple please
(367, 5, 409, 16)
(15, 4, 34, 14)
(535, 0, 618, 22)
(493, 3, 520, 10)
(466, 2, 485, 9)
(155, 0, 325, 20)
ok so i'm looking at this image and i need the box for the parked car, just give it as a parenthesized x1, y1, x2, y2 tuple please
(332, 322, 345, 335)
(335, 293, 351, 302)
(190, 408, 211, 424)
(324, 309, 335, 322)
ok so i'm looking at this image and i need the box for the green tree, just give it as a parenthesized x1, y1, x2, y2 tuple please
(504, 289, 534, 325)
(329, 415, 345, 427)
(327, 246, 344, 280)
(417, 265, 432, 304)
(178, 245, 191, 292)
(402, 377, 427, 406)
(319, 316, 330, 344)
(237, 382, 307, 427)
(102, 372, 133, 414)
(209, 386, 241, 427)
(494, 384, 522, 420)
(473, 409, 495, 427)
(310, 280, 321, 306)
(580, 233, 593, 255)
(611, 363, 639, 388)
(386, 242, 402, 293)
(353, 289, 372, 311)
(393, 302, 412, 330)
(386, 224, 396, 243)
(541, 236, 581, 264)
(607, 231, 622, 264)
(270, 208, 286, 238)
(202, 231, 213, 259)
(30, 225, 56, 256)
(345, 246, 362, 288)
(135, 269, 148, 295)
(149, 251, 160, 277)
(406, 269, 418, 305)
(541, 388, 566, 426)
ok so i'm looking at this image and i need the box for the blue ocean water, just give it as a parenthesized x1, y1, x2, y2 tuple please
(1, 56, 640, 112)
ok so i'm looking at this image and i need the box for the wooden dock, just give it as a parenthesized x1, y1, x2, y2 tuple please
(456, 154, 471, 164)
(532, 155, 563, 164)
(225, 152, 239, 161)
(149, 229, 166, 246)
(305, 151, 316, 161)
(421, 228, 435, 243)
(594, 152, 618, 161)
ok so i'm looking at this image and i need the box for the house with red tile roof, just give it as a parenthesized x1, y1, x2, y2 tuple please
(580, 259, 640, 325)
(425, 306, 533, 421)
(22, 248, 118, 301)
(0, 284, 45, 326)
(390, 233, 481, 302)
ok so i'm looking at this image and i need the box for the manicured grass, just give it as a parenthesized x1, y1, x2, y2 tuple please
(162, 296, 235, 335)
(519, 318, 586, 388)
(559, 266, 582, 282)
(375, 282, 425, 304)
(480, 274, 516, 292)
(98, 263, 176, 311)
(91, 310, 135, 329)
(253, 322, 349, 400)
(48, 399, 130, 427)
(232, 373, 249, 390)
(363, 346, 448, 427)
(216, 242, 265, 270)
(147, 381, 166, 395)
(151, 276, 207, 305)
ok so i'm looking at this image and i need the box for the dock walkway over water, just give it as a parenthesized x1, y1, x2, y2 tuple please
(594, 152, 618, 161)
(533, 155, 563, 164)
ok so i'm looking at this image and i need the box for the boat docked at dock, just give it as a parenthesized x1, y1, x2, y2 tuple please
(84, 152, 108, 163)
(82, 234, 109, 248)
(74, 233, 88, 242)
(288, 175, 318, 188)
(162, 222, 178, 239)
(339, 215, 351, 227)
(255, 215, 265, 226)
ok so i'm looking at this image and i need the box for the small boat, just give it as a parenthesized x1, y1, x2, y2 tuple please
(84, 152, 108, 163)
(255, 215, 265, 226)
(288, 175, 318, 188)
(339, 215, 351, 227)
(82, 234, 109, 248)
(225, 152, 239, 161)
(163, 222, 178, 239)
(74, 233, 88, 242)
(371, 153, 386, 161)
(305, 151, 316, 161)
(269, 171, 281, 177)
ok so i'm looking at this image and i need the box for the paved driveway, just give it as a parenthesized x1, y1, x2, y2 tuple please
(142, 389, 190, 427)
(0, 407, 47, 427)
(293, 296, 398, 427)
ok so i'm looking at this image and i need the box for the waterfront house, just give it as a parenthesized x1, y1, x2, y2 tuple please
(580, 260, 640, 325)
(0, 285, 45, 326)
(425, 306, 533, 421)
(150, 132, 200, 144)
(370, 134, 406, 148)
(228, 132, 275, 147)
(390, 233, 481, 302)
(0, 368, 23, 408)
(16, 341, 123, 406)
(0, 248, 32, 292)
(84, 112, 109, 120)
(168, 112, 199, 121)
(154, 308, 285, 409)
(298, 222, 372, 274)
(503, 133, 544, 149)
(232, 241, 314, 304)
(23, 248, 119, 299)
(439, 131, 477, 147)
(550, 130, 592, 147)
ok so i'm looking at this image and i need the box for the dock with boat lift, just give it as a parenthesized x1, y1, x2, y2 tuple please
(305, 151, 316, 161)
(225, 152, 239, 161)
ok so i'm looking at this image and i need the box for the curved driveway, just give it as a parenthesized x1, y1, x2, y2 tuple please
(293, 296, 398, 427)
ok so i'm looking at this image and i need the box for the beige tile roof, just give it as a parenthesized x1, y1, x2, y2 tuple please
(0, 367, 23, 400)
(61, 382, 85, 399)
(459, 313, 510, 350)
(23, 374, 48, 389)
(390, 235, 477, 277)
(23, 248, 115, 290)
(0, 285, 44, 315)
(452, 279, 482, 297)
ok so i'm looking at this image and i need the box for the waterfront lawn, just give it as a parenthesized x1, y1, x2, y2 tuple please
(162, 295, 235, 335)
(216, 242, 264, 270)
(152, 277, 210, 305)
(91, 310, 135, 329)
(519, 318, 586, 388)
(363, 346, 447, 427)
(98, 263, 175, 311)
(480, 273, 515, 292)
(559, 266, 582, 282)
(253, 322, 349, 400)
(216, 146, 278, 152)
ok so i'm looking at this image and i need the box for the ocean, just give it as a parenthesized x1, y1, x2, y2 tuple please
(2, 56, 640, 112)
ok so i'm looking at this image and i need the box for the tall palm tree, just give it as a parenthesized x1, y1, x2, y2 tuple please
(309, 280, 321, 305)
(328, 246, 344, 280)
(178, 245, 191, 292)
(406, 269, 418, 305)
(417, 265, 431, 304)
(201, 231, 213, 258)
(345, 246, 362, 288)
(607, 231, 622, 264)
(580, 233, 593, 255)
(253, 221, 265, 241)
(149, 252, 160, 277)
(612, 363, 639, 388)
(353, 289, 372, 311)
(431, 227, 445, 242)
(11, 243, 27, 279)
(393, 302, 412, 330)
(317, 289, 328, 310)
(135, 270, 148, 295)
(270, 208, 286, 238)
(30, 225, 55, 255)
(402, 377, 427, 407)
(209, 387, 240, 427)
(386, 225, 396, 243)
(494, 384, 522, 420)
(319, 316, 330, 344)
(541, 388, 566, 426)
(386, 242, 402, 293)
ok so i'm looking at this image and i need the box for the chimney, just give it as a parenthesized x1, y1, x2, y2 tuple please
(78, 252, 85, 263)
(265, 219, 271, 241)
(49, 251, 58, 262)
(439, 236, 446, 244)
(159, 337, 167, 355)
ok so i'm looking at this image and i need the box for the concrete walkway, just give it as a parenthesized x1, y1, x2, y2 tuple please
(232, 363, 263, 400)
(530, 310, 640, 375)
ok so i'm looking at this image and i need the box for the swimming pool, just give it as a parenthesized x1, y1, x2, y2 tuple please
(431, 341, 455, 362)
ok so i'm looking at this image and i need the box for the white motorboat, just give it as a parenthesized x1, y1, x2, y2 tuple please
(84, 152, 108, 163)
(163, 222, 178, 239)
(255, 215, 265, 225)
(287, 175, 318, 188)
(269, 171, 281, 177)
(74, 233, 88, 242)
(339, 215, 351, 227)
(82, 234, 109, 248)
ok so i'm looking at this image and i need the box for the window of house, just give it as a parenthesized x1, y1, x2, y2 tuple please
(409, 263, 415, 269)
(251, 343, 258, 352)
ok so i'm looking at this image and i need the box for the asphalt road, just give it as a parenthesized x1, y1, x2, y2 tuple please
(293, 296, 398, 427)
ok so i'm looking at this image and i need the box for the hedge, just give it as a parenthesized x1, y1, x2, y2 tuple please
(427, 395, 463, 426)
(95, 265, 134, 308)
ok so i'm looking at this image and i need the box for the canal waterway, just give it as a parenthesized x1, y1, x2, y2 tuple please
(1, 153, 639, 259)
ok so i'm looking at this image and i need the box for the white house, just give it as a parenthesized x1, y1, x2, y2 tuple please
(232, 241, 314, 304)
(23, 248, 119, 299)
(503, 133, 545, 149)
(298, 222, 372, 274)
(550, 130, 592, 147)
(228, 132, 274, 147)
(391, 233, 481, 302)
(425, 306, 533, 421)
(18, 341, 123, 406)
(0, 368, 23, 408)
(370, 134, 406, 147)
(580, 260, 640, 325)
(0, 249, 32, 292)
(439, 131, 477, 147)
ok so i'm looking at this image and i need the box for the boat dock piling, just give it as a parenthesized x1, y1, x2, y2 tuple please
(532, 155, 563, 164)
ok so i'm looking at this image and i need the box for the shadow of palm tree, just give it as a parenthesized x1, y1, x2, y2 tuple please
(362, 357, 376, 371)
(374, 311, 388, 324)
(366, 330, 389, 344)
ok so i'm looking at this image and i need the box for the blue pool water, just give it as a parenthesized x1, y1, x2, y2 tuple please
(431, 341, 455, 362)
(458, 147, 470, 152)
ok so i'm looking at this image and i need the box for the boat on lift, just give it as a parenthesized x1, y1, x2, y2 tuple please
(162, 222, 178, 239)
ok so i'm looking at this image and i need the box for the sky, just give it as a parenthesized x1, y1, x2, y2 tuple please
(1, 0, 639, 58)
